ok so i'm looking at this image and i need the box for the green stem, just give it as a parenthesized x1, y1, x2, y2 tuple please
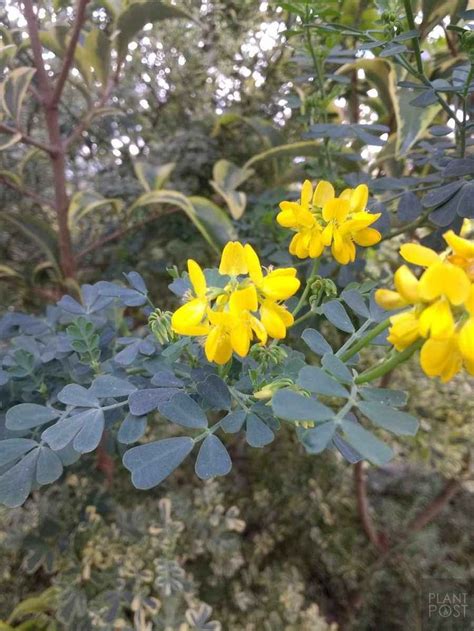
(292, 260, 319, 318)
(351, 25, 456, 125)
(460, 64, 473, 158)
(354, 339, 423, 385)
(293, 309, 315, 327)
(381, 211, 431, 242)
(305, 23, 333, 171)
(402, 0, 424, 75)
(341, 318, 391, 362)
(336, 318, 373, 358)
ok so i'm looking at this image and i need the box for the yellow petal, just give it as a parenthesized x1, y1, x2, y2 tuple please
(331, 231, 353, 265)
(375, 289, 407, 310)
(277, 209, 297, 228)
(279, 200, 300, 213)
(296, 208, 316, 228)
(231, 321, 251, 357)
(277, 201, 301, 227)
(340, 212, 381, 235)
(321, 222, 334, 246)
(400, 243, 439, 267)
(394, 265, 419, 304)
(306, 230, 322, 257)
(418, 262, 471, 306)
(420, 336, 462, 382)
(300, 180, 313, 209)
(459, 317, 474, 361)
(261, 273, 300, 300)
(352, 227, 381, 247)
(350, 184, 369, 213)
(418, 298, 455, 339)
(205, 326, 233, 364)
(187, 259, 206, 298)
(219, 241, 248, 276)
(322, 198, 350, 223)
(387, 311, 420, 351)
(229, 285, 258, 313)
(250, 315, 268, 344)
(313, 180, 335, 207)
(171, 298, 207, 334)
(244, 243, 263, 285)
(443, 230, 474, 258)
(290, 231, 311, 258)
(466, 285, 474, 315)
(260, 301, 287, 338)
(340, 188, 353, 200)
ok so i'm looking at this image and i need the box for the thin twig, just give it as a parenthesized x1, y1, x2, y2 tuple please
(0, 121, 55, 155)
(64, 64, 121, 150)
(21, 0, 52, 100)
(0, 175, 55, 209)
(407, 478, 462, 533)
(50, 0, 91, 106)
(76, 207, 178, 260)
(354, 462, 388, 551)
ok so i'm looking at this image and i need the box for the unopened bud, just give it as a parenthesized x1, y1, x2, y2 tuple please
(148, 309, 176, 345)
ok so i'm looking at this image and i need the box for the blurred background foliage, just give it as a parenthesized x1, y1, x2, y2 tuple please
(0, 0, 473, 628)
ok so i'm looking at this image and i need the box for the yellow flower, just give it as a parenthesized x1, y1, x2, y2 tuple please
(219, 241, 248, 276)
(244, 243, 300, 301)
(278, 180, 381, 264)
(387, 311, 420, 351)
(458, 285, 474, 366)
(171, 259, 209, 336)
(420, 335, 464, 383)
(375, 230, 474, 382)
(171, 241, 300, 365)
(444, 229, 474, 280)
(205, 286, 267, 364)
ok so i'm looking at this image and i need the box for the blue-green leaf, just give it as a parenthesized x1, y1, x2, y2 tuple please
(36, 446, 63, 485)
(117, 413, 147, 444)
(197, 375, 231, 411)
(340, 289, 369, 318)
(89, 375, 137, 398)
(297, 366, 349, 398)
(300, 421, 336, 453)
(359, 387, 408, 407)
(246, 414, 274, 447)
(321, 300, 355, 333)
(340, 420, 393, 465)
(301, 329, 333, 355)
(158, 392, 208, 429)
(321, 354, 353, 384)
(272, 389, 333, 422)
(57, 384, 100, 408)
(195, 434, 232, 479)
(41, 408, 105, 453)
(0, 448, 39, 507)
(123, 437, 194, 489)
(128, 388, 179, 416)
(6, 404, 59, 431)
(357, 401, 419, 435)
(221, 410, 246, 433)
(0, 438, 38, 467)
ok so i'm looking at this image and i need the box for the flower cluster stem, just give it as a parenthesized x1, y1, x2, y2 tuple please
(292, 260, 320, 318)
(355, 339, 423, 385)
(341, 318, 391, 362)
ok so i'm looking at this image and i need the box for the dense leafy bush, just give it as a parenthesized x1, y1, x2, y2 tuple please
(0, 0, 473, 628)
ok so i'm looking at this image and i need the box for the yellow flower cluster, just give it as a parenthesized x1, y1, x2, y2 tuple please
(375, 230, 474, 382)
(171, 241, 300, 364)
(277, 180, 382, 265)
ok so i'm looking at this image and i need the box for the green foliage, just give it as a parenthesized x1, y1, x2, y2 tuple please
(0, 1, 473, 627)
